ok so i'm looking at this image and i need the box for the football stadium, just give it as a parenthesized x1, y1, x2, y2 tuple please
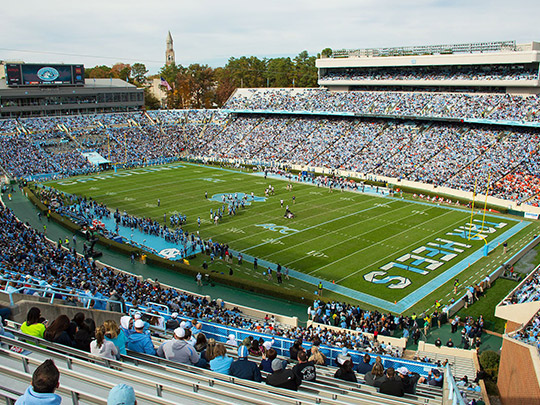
(1, 39, 540, 405)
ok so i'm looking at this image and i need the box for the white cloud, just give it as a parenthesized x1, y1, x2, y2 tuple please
(1, 0, 538, 74)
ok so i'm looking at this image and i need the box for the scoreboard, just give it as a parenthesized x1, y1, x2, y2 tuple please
(6, 64, 85, 86)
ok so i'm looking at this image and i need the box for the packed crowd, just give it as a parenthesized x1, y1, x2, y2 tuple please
(196, 115, 540, 205)
(320, 64, 539, 82)
(225, 88, 540, 122)
(2, 100, 540, 206)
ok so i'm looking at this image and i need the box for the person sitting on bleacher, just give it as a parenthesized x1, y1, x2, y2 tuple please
(356, 354, 372, 375)
(266, 359, 300, 391)
(127, 319, 156, 355)
(289, 339, 303, 361)
(334, 358, 357, 383)
(379, 367, 404, 397)
(120, 316, 133, 338)
(396, 367, 420, 394)
(230, 345, 262, 382)
(209, 343, 234, 375)
(107, 384, 136, 405)
(44, 315, 75, 348)
(20, 307, 46, 340)
(91, 325, 119, 360)
(165, 312, 179, 330)
(15, 359, 61, 405)
(364, 357, 386, 388)
(104, 320, 127, 355)
(419, 368, 444, 387)
(260, 348, 278, 373)
(292, 350, 316, 383)
(156, 327, 200, 366)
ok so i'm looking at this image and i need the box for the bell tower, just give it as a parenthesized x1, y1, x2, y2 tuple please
(166, 31, 175, 66)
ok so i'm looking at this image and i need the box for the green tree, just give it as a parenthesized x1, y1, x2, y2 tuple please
(85, 65, 112, 79)
(293, 51, 317, 87)
(131, 63, 148, 85)
(143, 87, 161, 110)
(321, 48, 333, 58)
(266, 57, 294, 87)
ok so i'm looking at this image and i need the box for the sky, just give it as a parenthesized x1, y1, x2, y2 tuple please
(1, 0, 539, 74)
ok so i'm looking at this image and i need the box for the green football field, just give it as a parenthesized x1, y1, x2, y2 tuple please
(44, 162, 532, 310)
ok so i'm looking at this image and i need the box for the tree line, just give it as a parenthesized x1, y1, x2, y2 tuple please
(84, 50, 323, 110)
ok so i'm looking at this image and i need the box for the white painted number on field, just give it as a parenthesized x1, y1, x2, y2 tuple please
(227, 227, 245, 234)
(340, 197, 354, 201)
(310, 191, 322, 195)
(262, 238, 285, 245)
(412, 210, 427, 215)
(306, 250, 329, 258)
(375, 203, 390, 208)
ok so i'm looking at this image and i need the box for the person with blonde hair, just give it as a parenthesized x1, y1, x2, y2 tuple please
(308, 345, 327, 366)
(204, 338, 218, 362)
(104, 320, 127, 355)
(364, 357, 386, 387)
(91, 325, 119, 360)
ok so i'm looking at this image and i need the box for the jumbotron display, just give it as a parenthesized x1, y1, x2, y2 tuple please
(5, 63, 85, 86)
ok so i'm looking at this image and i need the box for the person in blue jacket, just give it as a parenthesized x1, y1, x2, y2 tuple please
(16, 359, 61, 405)
(126, 319, 156, 355)
(230, 345, 262, 382)
(209, 343, 233, 375)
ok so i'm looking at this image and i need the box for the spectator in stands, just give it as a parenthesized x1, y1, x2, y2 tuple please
(104, 320, 127, 355)
(106, 289, 125, 313)
(126, 319, 156, 355)
(156, 327, 200, 366)
(396, 367, 420, 394)
(260, 348, 277, 373)
(20, 307, 46, 339)
(308, 345, 327, 366)
(364, 358, 386, 387)
(16, 359, 61, 405)
(69, 313, 85, 340)
(119, 316, 133, 338)
(248, 339, 263, 357)
(204, 338, 218, 362)
(266, 359, 300, 391)
(91, 325, 119, 360)
(107, 383, 137, 405)
(292, 350, 316, 383)
(289, 339, 303, 361)
(336, 347, 352, 367)
(165, 312, 179, 330)
(334, 358, 357, 383)
(209, 343, 233, 375)
(44, 315, 75, 347)
(226, 333, 237, 347)
(230, 345, 262, 382)
(419, 368, 444, 387)
(379, 367, 404, 397)
(357, 354, 372, 375)
(74, 318, 96, 352)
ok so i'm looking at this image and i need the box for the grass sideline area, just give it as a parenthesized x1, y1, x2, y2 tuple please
(43, 162, 540, 314)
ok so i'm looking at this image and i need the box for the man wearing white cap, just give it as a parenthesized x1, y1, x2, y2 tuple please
(226, 334, 237, 347)
(165, 313, 179, 330)
(396, 366, 420, 394)
(156, 327, 200, 365)
(126, 319, 156, 355)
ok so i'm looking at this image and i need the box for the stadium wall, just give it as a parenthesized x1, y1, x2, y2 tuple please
(497, 336, 540, 405)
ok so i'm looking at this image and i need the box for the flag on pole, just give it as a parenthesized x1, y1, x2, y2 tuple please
(160, 76, 172, 91)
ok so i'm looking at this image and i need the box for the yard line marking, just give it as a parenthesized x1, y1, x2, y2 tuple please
(275, 203, 426, 262)
(240, 199, 402, 253)
(334, 210, 461, 282)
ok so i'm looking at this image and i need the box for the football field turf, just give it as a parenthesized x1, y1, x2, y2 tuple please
(45, 162, 529, 311)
